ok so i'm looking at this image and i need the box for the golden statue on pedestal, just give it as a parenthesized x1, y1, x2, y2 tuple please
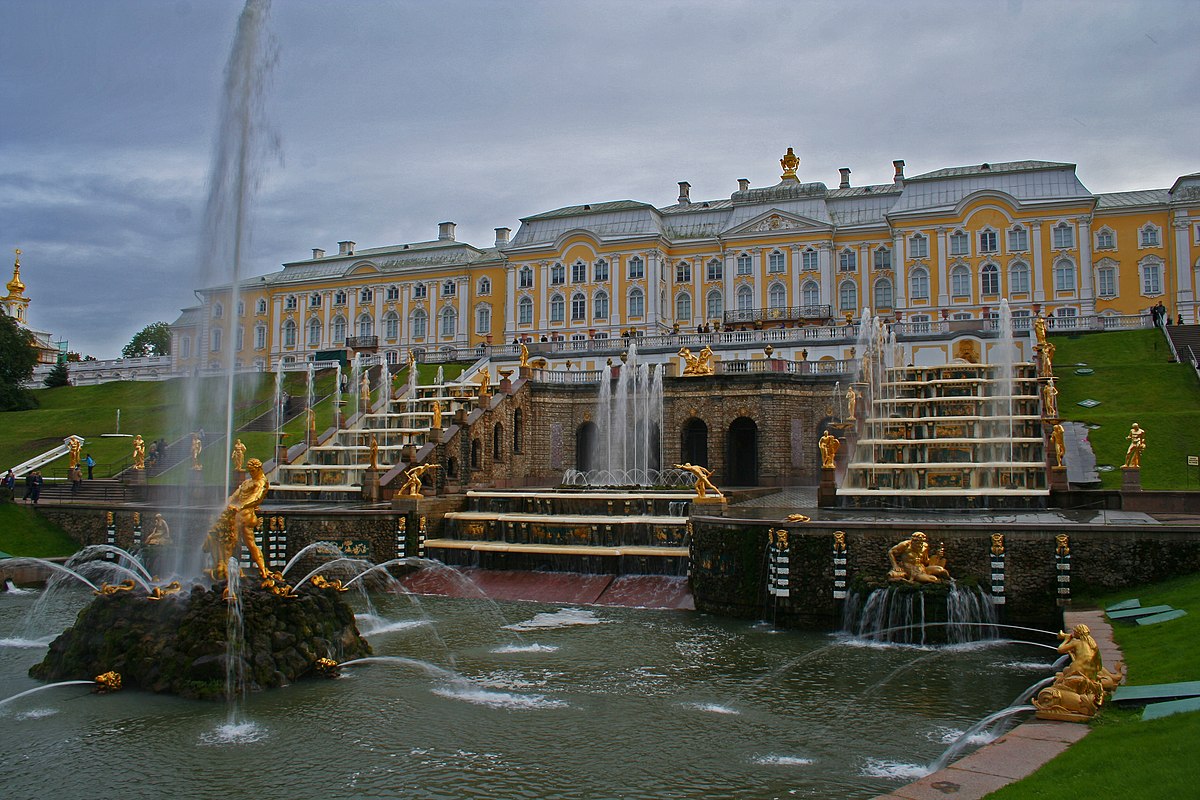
(679, 345, 715, 376)
(1051, 423, 1066, 467)
(1124, 422, 1146, 468)
(191, 432, 203, 471)
(519, 343, 530, 367)
(478, 366, 491, 395)
(1033, 313, 1048, 347)
(845, 386, 859, 419)
(132, 435, 145, 470)
(203, 457, 273, 589)
(306, 407, 317, 437)
(675, 462, 722, 499)
(887, 532, 950, 584)
(398, 463, 440, 498)
(1042, 378, 1059, 418)
(779, 146, 800, 180)
(368, 434, 379, 471)
(1036, 341, 1056, 377)
(231, 438, 246, 472)
(67, 436, 83, 470)
(819, 429, 840, 469)
(1033, 623, 1125, 722)
(431, 400, 442, 430)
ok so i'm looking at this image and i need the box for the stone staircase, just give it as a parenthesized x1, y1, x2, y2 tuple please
(1163, 323, 1200, 364)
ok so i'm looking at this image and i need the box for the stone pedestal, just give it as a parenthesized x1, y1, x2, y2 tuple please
(390, 495, 427, 513)
(428, 428, 443, 444)
(275, 443, 289, 466)
(454, 408, 468, 425)
(519, 365, 533, 380)
(692, 495, 727, 516)
(499, 377, 513, 394)
(1049, 465, 1068, 491)
(362, 469, 380, 502)
(402, 444, 416, 464)
(1121, 466, 1142, 491)
(123, 467, 148, 501)
(817, 466, 838, 508)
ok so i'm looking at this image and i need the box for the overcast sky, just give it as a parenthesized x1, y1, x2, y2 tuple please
(2, 0, 1197, 358)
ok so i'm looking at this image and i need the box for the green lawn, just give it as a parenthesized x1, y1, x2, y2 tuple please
(0, 502, 80, 558)
(1050, 329, 1200, 489)
(985, 572, 1200, 799)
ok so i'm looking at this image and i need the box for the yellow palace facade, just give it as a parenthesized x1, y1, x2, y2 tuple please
(172, 151, 1200, 371)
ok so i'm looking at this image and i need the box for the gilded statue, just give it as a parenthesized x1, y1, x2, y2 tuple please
(306, 407, 316, 436)
(786, 513, 810, 523)
(431, 400, 442, 430)
(67, 436, 83, 470)
(819, 429, 840, 469)
(191, 432, 203, 471)
(368, 434, 379, 471)
(990, 533, 1005, 555)
(519, 343, 530, 367)
(674, 462, 722, 499)
(144, 513, 171, 546)
(1032, 623, 1124, 722)
(779, 146, 800, 180)
(231, 438, 246, 472)
(1123, 422, 1146, 468)
(845, 386, 859, 419)
(360, 371, 371, 403)
(398, 462, 440, 498)
(887, 531, 950, 584)
(1037, 341, 1056, 377)
(95, 580, 136, 595)
(132, 435, 145, 470)
(679, 345, 715, 376)
(478, 366, 491, 395)
(1033, 313, 1048, 346)
(146, 581, 182, 601)
(1041, 379, 1059, 418)
(203, 457, 272, 586)
(93, 671, 123, 693)
(1051, 423, 1065, 467)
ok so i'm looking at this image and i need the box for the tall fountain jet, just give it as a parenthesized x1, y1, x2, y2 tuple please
(585, 343, 664, 486)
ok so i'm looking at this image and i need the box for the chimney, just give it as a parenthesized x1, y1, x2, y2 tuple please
(737, 178, 750, 192)
(494, 227, 511, 247)
(839, 168, 851, 189)
(677, 181, 691, 205)
(337, 241, 355, 256)
(893, 160, 905, 186)
(312, 248, 325, 260)
(438, 221, 456, 241)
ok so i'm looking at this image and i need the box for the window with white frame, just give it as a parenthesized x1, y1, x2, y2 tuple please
(952, 312, 973, 321)
(181, 337, 191, 358)
(411, 310, 426, 339)
(571, 292, 586, 321)
(909, 267, 930, 300)
(1097, 264, 1117, 298)
(1139, 224, 1161, 248)
(675, 292, 692, 321)
(384, 311, 399, 340)
(550, 294, 565, 323)
(838, 280, 858, 312)
(736, 253, 753, 275)
(519, 267, 534, 288)
(736, 285, 753, 311)
(332, 316, 347, 342)
(839, 248, 857, 272)
(549, 263, 565, 285)
(1055, 307, 1079, 324)
(950, 265, 970, 297)
(1054, 258, 1076, 291)
(768, 251, 785, 274)
(873, 247, 892, 271)
(572, 261, 587, 283)
(1096, 228, 1115, 250)
(309, 293, 321, 308)
(281, 320, 296, 346)
(802, 248, 819, 271)
(256, 298, 267, 314)
(439, 307, 457, 337)
(706, 259, 723, 282)
(873, 277, 893, 309)
(1008, 226, 1029, 252)
(475, 278, 489, 296)
(676, 261, 691, 283)
(236, 301, 245, 317)
(628, 287, 645, 317)
(254, 324, 266, 349)
(706, 290, 723, 319)
(307, 318, 321, 346)
(475, 305, 491, 334)
(909, 314, 931, 333)
(359, 288, 373, 304)
(334, 290, 347, 305)
(442, 280, 456, 297)
(357, 313, 373, 338)
(768, 282, 786, 308)
(979, 229, 998, 254)
(385, 350, 398, 365)
(802, 280, 820, 307)
(1141, 259, 1162, 295)
(628, 256, 645, 280)
(949, 230, 969, 256)
(594, 291, 609, 320)
(211, 328, 222, 351)
(384, 285, 398, 301)
(1009, 261, 1030, 294)
(517, 296, 533, 325)
(909, 233, 929, 259)
(594, 259, 609, 282)
(236, 327, 245, 351)
(1052, 222, 1075, 249)
(981, 263, 1000, 295)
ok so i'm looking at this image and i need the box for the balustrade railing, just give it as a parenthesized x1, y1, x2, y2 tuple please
(722, 304, 833, 325)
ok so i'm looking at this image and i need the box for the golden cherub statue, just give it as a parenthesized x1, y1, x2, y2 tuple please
(398, 463, 440, 498)
(231, 438, 246, 472)
(132, 435, 146, 470)
(1051, 423, 1065, 468)
(203, 457, 272, 587)
(819, 429, 840, 469)
(887, 531, 950, 584)
(1032, 623, 1125, 722)
(1123, 422, 1146, 468)
(674, 462, 722, 499)
(191, 432, 203, 471)
(779, 146, 800, 180)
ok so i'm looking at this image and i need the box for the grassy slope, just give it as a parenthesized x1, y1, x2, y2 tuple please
(0, 502, 80, 558)
(1051, 329, 1200, 489)
(985, 573, 1200, 799)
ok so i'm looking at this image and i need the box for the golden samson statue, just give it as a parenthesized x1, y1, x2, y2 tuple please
(204, 457, 272, 587)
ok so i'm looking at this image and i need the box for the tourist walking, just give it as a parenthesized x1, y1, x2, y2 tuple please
(84, 453, 95, 480)
(27, 470, 43, 505)
(70, 465, 83, 494)
(1, 469, 14, 492)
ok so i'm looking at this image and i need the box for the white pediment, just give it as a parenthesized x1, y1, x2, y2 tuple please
(725, 210, 827, 236)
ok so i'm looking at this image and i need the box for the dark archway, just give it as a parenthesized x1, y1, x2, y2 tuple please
(576, 422, 597, 471)
(726, 416, 758, 486)
(680, 418, 708, 466)
(493, 422, 504, 461)
(471, 438, 481, 469)
(512, 409, 524, 454)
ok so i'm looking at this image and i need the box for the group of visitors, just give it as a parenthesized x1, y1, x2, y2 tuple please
(1150, 302, 1185, 327)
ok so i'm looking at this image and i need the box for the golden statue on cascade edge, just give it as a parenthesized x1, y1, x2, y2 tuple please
(1124, 422, 1146, 468)
(399, 462, 440, 498)
(678, 345, 715, 376)
(1033, 623, 1125, 722)
(675, 462, 722, 499)
(887, 532, 951, 584)
(132, 435, 145, 470)
(819, 429, 840, 469)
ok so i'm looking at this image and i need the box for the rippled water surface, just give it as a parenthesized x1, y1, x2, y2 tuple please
(0, 587, 1051, 799)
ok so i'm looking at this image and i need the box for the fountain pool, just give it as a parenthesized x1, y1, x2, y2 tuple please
(1, 586, 1050, 799)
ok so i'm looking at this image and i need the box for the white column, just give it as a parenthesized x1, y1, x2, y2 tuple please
(1031, 221, 1046, 303)
(539, 262, 549, 333)
(858, 243, 869, 314)
(722, 251, 735, 324)
(935, 228, 950, 307)
(647, 250, 661, 328)
(1174, 215, 1195, 319)
(790, 245, 802, 307)
(893, 231, 907, 309)
(400, 288, 410, 344)
(751, 247, 762, 309)
(1077, 216, 1095, 316)
(819, 242, 833, 312)
(505, 266, 516, 338)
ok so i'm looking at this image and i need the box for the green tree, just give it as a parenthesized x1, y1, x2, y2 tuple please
(43, 360, 70, 388)
(0, 313, 38, 411)
(122, 321, 172, 358)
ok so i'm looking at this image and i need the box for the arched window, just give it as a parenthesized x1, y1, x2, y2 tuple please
(768, 282, 786, 309)
(593, 258, 609, 281)
(978, 228, 998, 254)
(441, 280, 457, 297)
(550, 293, 565, 323)
(1009, 262, 1030, 294)
(909, 233, 929, 259)
(593, 291, 609, 320)
(306, 318, 322, 346)
(628, 287, 645, 318)
(706, 290, 723, 319)
(1008, 226, 1029, 252)
(736, 285, 754, 311)
(839, 248, 857, 272)
(1053, 222, 1075, 250)
(385, 285, 400, 301)
(334, 290, 347, 305)
(706, 258, 723, 281)
(1054, 258, 1076, 292)
(873, 277, 893, 310)
(412, 284, 427, 299)
(551, 263, 565, 285)
(411, 309, 427, 340)
(571, 292, 586, 321)
(471, 438, 481, 469)
(331, 316, 347, 343)
(572, 261, 587, 283)
(981, 263, 1000, 295)
(873, 247, 892, 271)
(838, 280, 858, 312)
(210, 328, 222, 351)
(236, 326, 244, 350)
(384, 311, 399, 340)
(909, 267, 930, 300)
(357, 313, 373, 338)
(949, 229, 969, 256)
(477, 277, 491, 295)
(254, 324, 267, 349)
(256, 298, 267, 314)
(518, 296, 533, 324)
(475, 304, 491, 334)
(1096, 228, 1116, 250)
(950, 265, 971, 297)
(439, 307, 457, 337)
(512, 409, 523, 454)
(801, 280, 820, 307)
(802, 248, 819, 271)
(213, 302, 224, 319)
(675, 291, 692, 321)
(1097, 262, 1117, 298)
(493, 422, 504, 461)
(1139, 224, 1161, 248)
